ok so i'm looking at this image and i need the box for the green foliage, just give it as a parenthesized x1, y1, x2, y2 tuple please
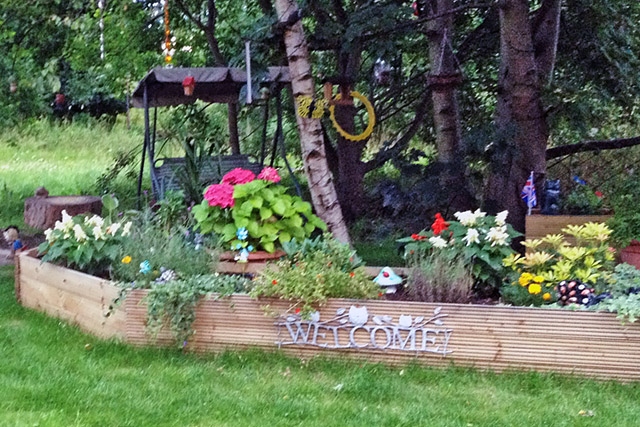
(192, 170, 326, 253)
(144, 273, 251, 346)
(250, 235, 379, 314)
(37, 210, 132, 277)
(607, 174, 640, 247)
(399, 210, 520, 298)
(502, 222, 616, 305)
(110, 209, 217, 286)
(562, 185, 603, 215)
(597, 263, 640, 323)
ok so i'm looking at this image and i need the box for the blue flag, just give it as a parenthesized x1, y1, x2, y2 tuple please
(521, 171, 537, 210)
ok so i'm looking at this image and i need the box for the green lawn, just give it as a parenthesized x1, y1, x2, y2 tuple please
(0, 120, 143, 227)
(2, 265, 640, 426)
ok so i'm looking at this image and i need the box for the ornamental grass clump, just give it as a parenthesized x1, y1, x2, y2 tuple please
(399, 209, 520, 299)
(111, 209, 217, 287)
(192, 167, 326, 255)
(502, 222, 615, 306)
(249, 234, 380, 315)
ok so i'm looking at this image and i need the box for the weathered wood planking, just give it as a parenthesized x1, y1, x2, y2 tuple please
(15, 252, 640, 381)
(16, 252, 126, 339)
(525, 214, 612, 244)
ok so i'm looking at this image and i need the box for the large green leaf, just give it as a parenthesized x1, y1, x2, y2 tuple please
(272, 199, 286, 216)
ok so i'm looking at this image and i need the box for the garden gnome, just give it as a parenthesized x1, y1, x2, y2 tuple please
(374, 267, 403, 294)
(3, 225, 24, 259)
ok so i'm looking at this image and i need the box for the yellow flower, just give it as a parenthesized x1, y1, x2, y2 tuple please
(122, 255, 132, 264)
(533, 275, 545, 283)
(528, 283, 542, 295)
(542, 292, 552, 301)
(518, 272, 533, 286)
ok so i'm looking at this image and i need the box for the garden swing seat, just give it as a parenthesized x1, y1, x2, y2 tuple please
(152, 154, 262, 197)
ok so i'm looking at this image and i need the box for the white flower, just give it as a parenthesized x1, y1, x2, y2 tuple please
(93, 225, 106, 240)
(44, 228, 54, 242)
(495, 210, 509, 226)
(121, 221, 132, 237)
(472, 208, 487, 221)
(61, 210, 73, 224)
(85, 215, 104, 228)
(454, 210, 476, 226)
(462, 228, 480, 246)
(107, 222, 121, 236)
(486, 226, 509, 246)
(73, 224, 87, 242)
(429, 236, 448, 249)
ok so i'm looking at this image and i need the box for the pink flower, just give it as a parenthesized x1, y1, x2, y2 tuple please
(203, 183, 235, 208)
(221, 168, 256, 185)
(257, 167, 281, 183)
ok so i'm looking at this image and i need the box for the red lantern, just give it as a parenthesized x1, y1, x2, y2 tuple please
(182, 76, 195, 96)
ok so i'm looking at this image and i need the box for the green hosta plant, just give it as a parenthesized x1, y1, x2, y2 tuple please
(502, 222, 616, 305)
(37, 209, 132, 277)
(192, 167, 326, 253)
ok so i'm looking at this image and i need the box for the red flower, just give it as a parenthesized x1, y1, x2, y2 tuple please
(272, 279, 278, 285)
(221, 168, 256, 185)
(411, 233, 426, 241)
(204, 183, 235, 208)
(349, 272, 355, 278)
(257, 167, 281, 183)
(594, 190, 604, 198)
(295, 307, 301, 314)
(431, 213, 450, 235)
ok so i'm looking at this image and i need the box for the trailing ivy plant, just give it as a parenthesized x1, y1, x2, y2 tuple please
(145, 273, 251, 347)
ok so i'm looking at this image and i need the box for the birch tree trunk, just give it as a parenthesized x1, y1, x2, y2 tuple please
(273, 0, 350, 244)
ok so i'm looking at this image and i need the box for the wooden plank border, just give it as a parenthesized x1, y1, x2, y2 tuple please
(15, 251, 640, 381)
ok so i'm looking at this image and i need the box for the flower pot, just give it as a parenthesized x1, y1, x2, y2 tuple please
(217, 250, 286, 274)
(620, 243, 640, 269)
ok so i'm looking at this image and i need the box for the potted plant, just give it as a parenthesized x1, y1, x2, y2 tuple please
(608, 189, 640, 268)
(191, 167, 326, 259)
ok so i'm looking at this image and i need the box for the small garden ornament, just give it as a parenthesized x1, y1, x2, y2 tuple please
(374, 267, 403, 294)
(3, 225, 23, 259)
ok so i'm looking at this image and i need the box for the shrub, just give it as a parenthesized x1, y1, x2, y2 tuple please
(249, 235, 379, 315)
(502, 222, 615, 306)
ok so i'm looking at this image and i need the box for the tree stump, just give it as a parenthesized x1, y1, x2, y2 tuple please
(24, 195, 103, 230)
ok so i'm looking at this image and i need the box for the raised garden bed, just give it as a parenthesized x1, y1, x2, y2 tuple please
(525, 214, 613, 244)
(15, 251, 640, 381)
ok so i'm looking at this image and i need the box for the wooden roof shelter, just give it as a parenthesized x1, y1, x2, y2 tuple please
(130, 66, 290, 203)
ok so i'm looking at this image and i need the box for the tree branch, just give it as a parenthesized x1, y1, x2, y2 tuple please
(546, 136, 640, 160)
(364, 91, 431, 173)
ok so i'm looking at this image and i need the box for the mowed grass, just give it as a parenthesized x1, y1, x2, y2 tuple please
(2, 266, 640, 426)
(0, 119, 143, 227)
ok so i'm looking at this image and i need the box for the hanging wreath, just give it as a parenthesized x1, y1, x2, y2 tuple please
(328, 91, 376, 142)
(295, 95, 328, 119)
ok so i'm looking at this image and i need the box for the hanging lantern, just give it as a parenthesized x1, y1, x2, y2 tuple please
(182, 76, 195, 96)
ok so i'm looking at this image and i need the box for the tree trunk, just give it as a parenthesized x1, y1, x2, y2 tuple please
(273, 0, 350, 244)
(426, 0, 474, 212)
(484, 0, 554, 234)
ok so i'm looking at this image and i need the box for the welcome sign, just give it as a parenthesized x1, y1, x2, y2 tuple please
(274, 305, 452, 355)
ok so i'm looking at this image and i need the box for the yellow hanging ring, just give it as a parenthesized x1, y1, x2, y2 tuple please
(328, 91, 376, 142)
